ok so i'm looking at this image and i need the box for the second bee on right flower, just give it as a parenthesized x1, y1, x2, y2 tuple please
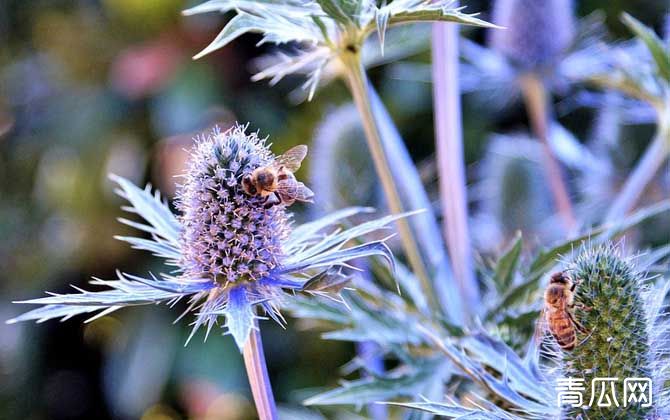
(544, 271, 588, 351)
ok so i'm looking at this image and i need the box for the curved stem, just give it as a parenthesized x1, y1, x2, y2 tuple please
(605, 131, 669, 223)
(431, 19, 480, 311)
(519, 73, 577, 233)
(243, 321, 278, 420)
(340, 51, 437, 312)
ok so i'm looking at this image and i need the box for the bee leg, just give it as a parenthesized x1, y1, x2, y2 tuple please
(574, 302, 592, 312)
(568, 311, 588, 334)
(570, 277, 586, 292)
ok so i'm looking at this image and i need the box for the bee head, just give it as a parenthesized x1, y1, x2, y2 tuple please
(242, 174, 257, 195)
(256, 170, 275, 189)
(550, 271, 571, 285)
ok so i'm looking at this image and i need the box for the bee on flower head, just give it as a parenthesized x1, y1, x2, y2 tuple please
(542, 271, 588, 351)
(242, 145, 314, 207)
(8, 125, 398, 350)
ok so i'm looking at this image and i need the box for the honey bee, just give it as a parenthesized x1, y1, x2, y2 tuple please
(241, 145, 314, 207)
(543, 271, 587, 351)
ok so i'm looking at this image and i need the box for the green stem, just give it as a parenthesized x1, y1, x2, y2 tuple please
(519, 73, 577, 233)
(242, 321, 278, 420)
(340, 51, 437, 312)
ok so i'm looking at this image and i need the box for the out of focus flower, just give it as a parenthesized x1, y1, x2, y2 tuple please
(488, 0, 575, 71)
(8, 125, 400, 349)
(109, 36, 184, 100)
(569, 13, 670, 223)
(460, 0, 604, 110)
(309, 104, 381, 212)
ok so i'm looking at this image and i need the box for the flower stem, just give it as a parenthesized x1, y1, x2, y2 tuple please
(431, 19, 480, 311)
(605, 129, 670, 223)
(242, 321, 278, 420)
(340, 51, 437, 311)
(519, 73, 577, 233)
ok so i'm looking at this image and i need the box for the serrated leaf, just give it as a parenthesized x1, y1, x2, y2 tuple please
(421, 330, 556, 416)
(303, 269, 351, 294)
(281, 240, 395, 275)
(8, 273, 214, 324)
(304, 361, 444, 406)
(460, 333, 554, 403)
(183, 0, 319, 17)
(288, 206, 373, 244)
(315, 0, 357, 26)
(321, 291, 423, 344)
(287, 294, 352, 324)
(110, 174, 181, 245)
(601, 199, 670, 240)
(493, 232, 523, 292)
(192, 11, 320, 59)
(621, 12, 670, 82)
(383, 401, 508, 419)
(379, 0, 500, 30)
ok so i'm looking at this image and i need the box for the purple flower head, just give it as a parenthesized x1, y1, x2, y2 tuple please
(177, 126, 288, 284)
(489, 0, 575, 70)
(8, 124, 403, 350)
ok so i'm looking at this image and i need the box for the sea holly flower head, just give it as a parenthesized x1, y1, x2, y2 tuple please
(177, 126, 288, 284)
(8, 124, 402, 349)
(183, 0, 498, 99)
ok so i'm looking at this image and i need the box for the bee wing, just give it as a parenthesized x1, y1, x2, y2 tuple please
(292, 182, 314, 202)
(533, 308, 548, 346)
(276, 145, 307, 172)
(276, 180, 314, 202)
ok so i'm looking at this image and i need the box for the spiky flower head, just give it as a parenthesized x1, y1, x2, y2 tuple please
(177, 126, 287, 284)
(556, 243, 669, 419)
(489, 0, 575, 71)
(8, 124, 401, 349)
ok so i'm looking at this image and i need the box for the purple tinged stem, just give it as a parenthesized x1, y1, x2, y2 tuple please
(431, 15, 480, 314)
(242, 319, 278, 420)
(519, 73, 577, 233)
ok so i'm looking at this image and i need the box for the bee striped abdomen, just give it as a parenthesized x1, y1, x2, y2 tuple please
(548, 312, 576, 350)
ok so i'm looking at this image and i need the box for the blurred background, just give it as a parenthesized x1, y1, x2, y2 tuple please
(0, 1, 668, 419)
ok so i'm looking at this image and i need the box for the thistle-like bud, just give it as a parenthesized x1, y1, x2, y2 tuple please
(473, 135, 557, 250)
(489, 0, 575, 71)
(310, 104, 381, 212)
(561, 244, 653, 419)
(176, 125, 289, 284)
